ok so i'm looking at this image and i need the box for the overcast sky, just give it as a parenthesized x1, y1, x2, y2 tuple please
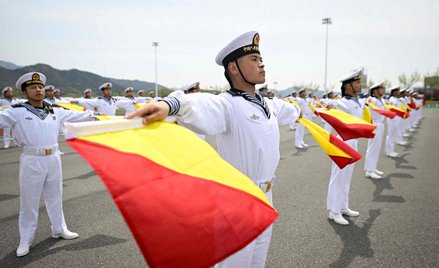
(1, 0, 438, 90)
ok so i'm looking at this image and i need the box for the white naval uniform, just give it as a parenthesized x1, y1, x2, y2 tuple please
(166, 90, 300, 268)
(295, 96, 312, 147)
(0, 102, 94, 245)
(397, 97, 408, 142)
(320, 98, 335, 133)
(385, 96, 400, 154)
(1, 98, 21, 148)
(115, 96, 137, 115)
(364, 97, 385, 172)
(327, 96, 363, 214)
(77, 96, 117, 115)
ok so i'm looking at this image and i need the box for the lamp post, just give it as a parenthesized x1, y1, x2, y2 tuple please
(152, 42, 159, 97)
(322, 17, 332, 92)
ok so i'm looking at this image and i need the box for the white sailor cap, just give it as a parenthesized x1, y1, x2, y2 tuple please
(215, 31, 260, 66)
(183, 82, 200, 92)
(137, 89, 144, 94)
(257, 84, 268, 91)
(53, 88, 60, 93)
(83, 88, 92, 94)
(340, 69, 363, 84)
(99, 82, 112, 90)
(369, 82, 384, 90)
(291, 89, 297, 94)
(2, 86, 12, 95)
(298, 87, 306, 93)
(124, 87, 134, 93)
(388, 85, 400, 92)
(44, 85, 55, 91)
(16, 72, 46, 91)
(326, 89, 334, 94)
(400, 87, 408, 93)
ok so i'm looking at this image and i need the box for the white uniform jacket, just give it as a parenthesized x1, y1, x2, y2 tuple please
(167, 90, 300, 184)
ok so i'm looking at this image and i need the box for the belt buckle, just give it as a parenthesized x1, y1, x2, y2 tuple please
(265, 180, 273, 193)
(44, 149, 52, 155)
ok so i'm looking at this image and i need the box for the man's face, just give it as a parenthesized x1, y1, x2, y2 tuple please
(126, 91, 134, 97)
(138, 92, 144, 97)
(54, 91, 61, 98)
(102, 88, 112, 97)
(299, 90, 307, 98)
(45, 89, 54, 98)
(236, 53, 265, 84)
(3, 90, 13, 99)
(85, 92, 91, 98)
(25, 84, 45, 101)
(377, 87, 384, 97)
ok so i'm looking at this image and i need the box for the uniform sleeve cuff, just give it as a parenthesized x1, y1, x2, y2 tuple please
(159, 97, 180, 115)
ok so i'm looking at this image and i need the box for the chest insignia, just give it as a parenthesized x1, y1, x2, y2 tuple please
(250, 114, 260, 120)
(25, 116, 33, 120)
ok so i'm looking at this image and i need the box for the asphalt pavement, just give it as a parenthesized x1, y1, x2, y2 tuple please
(1, 109, 438, 268)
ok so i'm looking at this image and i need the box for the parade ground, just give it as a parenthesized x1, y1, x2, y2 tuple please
(1, 109, 438, 267)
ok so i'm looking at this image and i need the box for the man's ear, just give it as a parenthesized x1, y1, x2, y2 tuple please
(227, 61, 238, 75)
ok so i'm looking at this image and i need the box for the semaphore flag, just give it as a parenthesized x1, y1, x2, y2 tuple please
(63, 119, 278, 268)
(314, 108, 376, 141)
(298, 118, 362, 169)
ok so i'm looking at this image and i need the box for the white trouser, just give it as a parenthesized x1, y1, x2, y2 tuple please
(18, 152, 67, 245)
(364, 122, 384, 172)
(397, 118, 406, 143)
(327, 139, 357, 214)
(215, 191, 273, 268)
(3, 128, 11, 147)
(385, 117, 398, 154)
(295, 123, 305, 147)
(289, 121, 296, 130)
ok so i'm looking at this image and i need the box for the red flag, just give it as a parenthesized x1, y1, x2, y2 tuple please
(315, 108, 376, 141)
(64, 119, 277, 268)
(367, 102, 397, 119)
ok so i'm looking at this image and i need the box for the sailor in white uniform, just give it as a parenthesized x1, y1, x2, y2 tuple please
(0, 72, 95, 257)
(1, 86, 21, 148)
(183, 82, 205, 140)
(364, 82, 386, 179)
(43, 85, 56, 104)
(115, 87, 137, 115)
(385, 86, 402, 157)
(295, 87, 312, 148)
(320, 90, 336, 133)
(127, 31, 300, 268)
(327, 69, 363, 225)
(135, 90, 150, 104)
(74, 82, 117, 115)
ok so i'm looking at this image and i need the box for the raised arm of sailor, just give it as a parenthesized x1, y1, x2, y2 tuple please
(125, 101, 170, 125)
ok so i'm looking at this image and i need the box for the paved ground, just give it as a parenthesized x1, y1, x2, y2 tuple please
(0, 109, 438, 267)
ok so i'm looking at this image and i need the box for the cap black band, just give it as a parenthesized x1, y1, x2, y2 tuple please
(222, 45, 260, 66)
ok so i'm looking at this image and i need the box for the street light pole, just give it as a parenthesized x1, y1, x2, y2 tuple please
(322, 18, 332, 92)
(152, 42, 159, 98)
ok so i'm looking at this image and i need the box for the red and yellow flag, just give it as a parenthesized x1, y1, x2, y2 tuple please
(384, 104, 409, 118)
(315, 108, 376, 141)
(63, 119, 278, 268)
(362, 105, 373, 124)
(367, 102, 396, 119)
(298, 118, 362, 169)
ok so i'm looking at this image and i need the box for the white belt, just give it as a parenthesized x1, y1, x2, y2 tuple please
(258, 179, 274, 193)
(23, 146, 59, 156)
